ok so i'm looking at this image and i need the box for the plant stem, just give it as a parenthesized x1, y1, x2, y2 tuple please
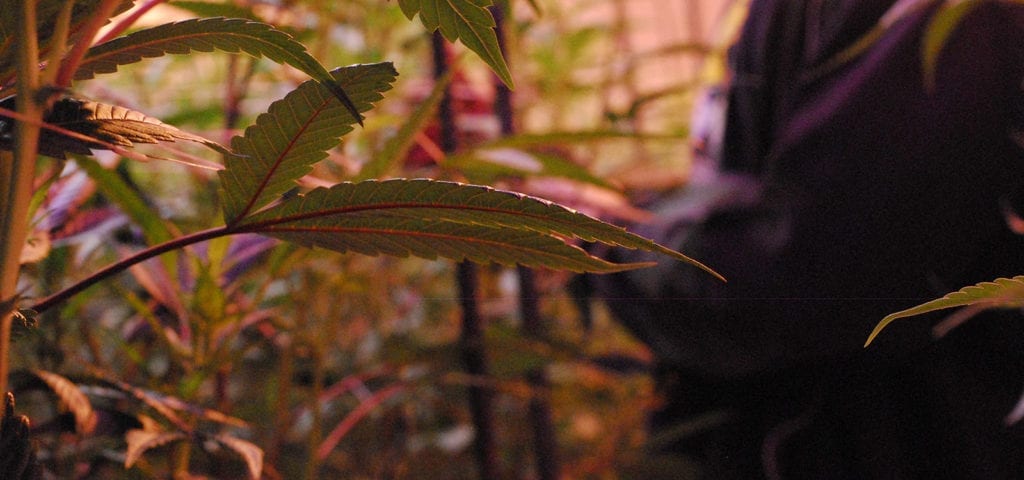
(491, 3, 561, 478)
(305, 341, 324, 480)
(55, 0, 122, 88)
(172, 441, 192, 479)
(432, 30, 501, 479)
(31, 226, 233, 315)
(456, 261, 500, 479)
(94, 0, 167, 45)
(1, 0, 44, 397)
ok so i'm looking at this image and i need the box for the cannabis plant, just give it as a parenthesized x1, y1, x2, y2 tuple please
(0, 0, 715, 477)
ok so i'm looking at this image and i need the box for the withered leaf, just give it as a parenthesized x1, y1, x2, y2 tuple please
(0, 95, 230, 159)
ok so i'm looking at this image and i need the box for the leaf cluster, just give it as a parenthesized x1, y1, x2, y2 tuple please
(0, 1, 720, 478)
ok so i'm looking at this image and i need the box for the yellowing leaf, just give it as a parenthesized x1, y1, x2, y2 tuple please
(0, 96, 228, 159)
(865, 276, 1024, 346)
(32, 369, 96, 435)
(213, 434, 264, 480)
(921, 0, 983, 90)
(124, 429, 188, 469)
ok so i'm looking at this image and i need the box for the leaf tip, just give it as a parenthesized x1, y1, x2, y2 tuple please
(864, 316, 894, 348)
(655, 247, 724, 282)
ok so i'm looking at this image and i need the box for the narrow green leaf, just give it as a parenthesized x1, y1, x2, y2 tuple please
(236, 179, 720, 276)
(355, 71, 451, 181)
(397, 0, 514, 88)
(921, 0, 982, 90)
(74, 155, 175, 245)
(74, 17, 362, 122)
(192, 263, 226, 322)
(219, 63, 397, 224)
(865, 276, 1024, 347)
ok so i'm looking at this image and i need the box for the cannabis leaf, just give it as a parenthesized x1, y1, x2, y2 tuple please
(397, 0, 514, 88)
(234, 179, 721, 276)
(0, 96, 228, 159)
(74, 17, 362, 122)
(219, 63, 398, 224)
(865, 276, 1024, 346)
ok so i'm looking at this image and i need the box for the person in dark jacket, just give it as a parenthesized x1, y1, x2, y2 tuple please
(599, 1, 1024, 478)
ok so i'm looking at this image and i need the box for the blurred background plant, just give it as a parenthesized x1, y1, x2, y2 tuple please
(3, 0, 738, 478)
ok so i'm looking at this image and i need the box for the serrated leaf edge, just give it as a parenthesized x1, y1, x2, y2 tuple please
(237, 179, 720, 278)
(865, 275, 1024, 346)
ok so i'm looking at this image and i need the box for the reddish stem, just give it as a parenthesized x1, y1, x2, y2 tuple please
(94, 0, 168, 45)
(55, 0, 122, 88)
(31, 226, 232, 314)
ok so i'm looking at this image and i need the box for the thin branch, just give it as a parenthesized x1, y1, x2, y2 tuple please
(30, 226, 232, 314)
(315, 384, 406, 460)
(40, 0, 75, 87)
(94, 0, 168, 45)
(55, 0, 123, 88)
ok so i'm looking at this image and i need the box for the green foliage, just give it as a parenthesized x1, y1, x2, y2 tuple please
(866, 276, 1024, 346)
(397, 0, 514, 88)
(74, 16, 362, 120)
(238, 179, 654, 273)
(73, 155, 175, 245)
(0, 1, 717, 478)
(220, 63, 398, 223)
